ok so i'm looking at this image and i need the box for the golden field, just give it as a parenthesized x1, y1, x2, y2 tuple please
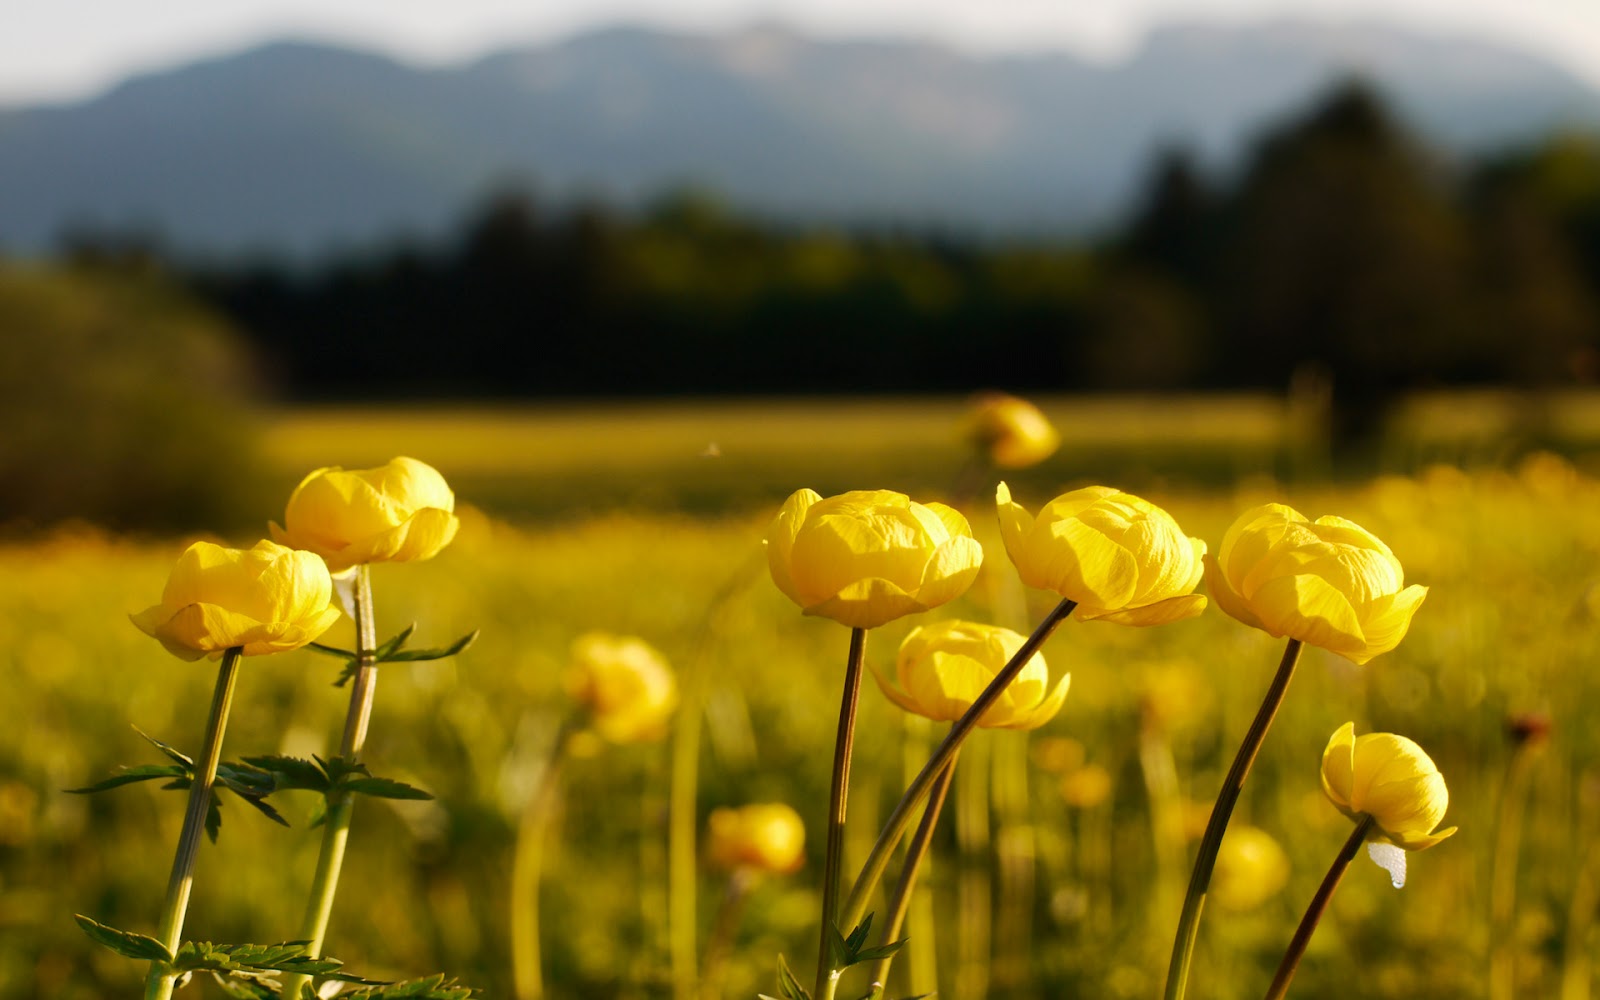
(3, 396, 1600, 999)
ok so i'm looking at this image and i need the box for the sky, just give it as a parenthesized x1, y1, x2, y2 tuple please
(6, 0, 1600, 105)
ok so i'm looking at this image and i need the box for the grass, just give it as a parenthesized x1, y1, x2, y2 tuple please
(4, 397, 1600, 998)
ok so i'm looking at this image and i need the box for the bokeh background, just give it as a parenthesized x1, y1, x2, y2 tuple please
(3, 2, 1600, 998)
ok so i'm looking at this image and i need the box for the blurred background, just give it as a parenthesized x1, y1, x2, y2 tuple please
(2, 2, 1600, 998)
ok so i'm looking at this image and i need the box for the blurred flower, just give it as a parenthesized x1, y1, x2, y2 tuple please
(1320, 722, 1456, 851)
(1139, 660, 1212, 732)
(706, 803, 807, 875)
(567, 632, 678, 743)
(1210, 825, 1290, 911)
(875, 619, 1069, 730)
(1031, 736, 1086, 775)
(131, 540, 340, 661)
(765, 489, 983, 629)
(1206, 504, 1427, 665)
(1060, 763, 1113, 808)
(1507, 711, 1553, 748)
(995, 483, 1207, 625)
(967, 392, 1060, 469)
(270, 456, 459, 573)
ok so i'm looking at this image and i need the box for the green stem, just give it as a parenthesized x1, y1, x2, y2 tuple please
(143, 646, 244, 1000)
(1263, 815, 1375, 1000)
(511, 718, 578, 1000)
(1490, 742, 1537, 1000)
(837, 597, 1077, 955)
(281, 565, 379, 1000)
(954, 737, 991, 1000)
(814, 627, 869, 1000)
(699, 868, 754, 1000)
(867, 749, 958, 994)
(1164, 637, 1304, 1000)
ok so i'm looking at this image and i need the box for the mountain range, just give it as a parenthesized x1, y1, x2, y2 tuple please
(1, 18, 1597, 256)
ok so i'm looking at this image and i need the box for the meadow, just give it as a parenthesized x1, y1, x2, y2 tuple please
(3, 394, 1599, 1000)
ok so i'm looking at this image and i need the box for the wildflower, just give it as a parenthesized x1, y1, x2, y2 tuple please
(996, 483, 1206, 625)
(131, 540, 340, 660)
(875, 619, 1068, 729)
(967, 392, 1059, 469)
(1211, 826, 1290, 911)
(1321, 722, 1456, 852)
(567, 633, 678, 743)
(766, 489, 983, 629)
(270, 456, 459, 573)
(707, 804, 807, 875)
(1207, 504, 1427, 664)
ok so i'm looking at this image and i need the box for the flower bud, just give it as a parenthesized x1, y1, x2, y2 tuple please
(766, 489, 983, 629)
(270, 456, 459, 573)
(967, 393, 1059, 469)
(1206, 504, 1426, 664)
(995, 483, 1207, 626)
(132, 540, 341, 660)
(875, 619, 1068, 730)
(1320, 722, 1456, 851)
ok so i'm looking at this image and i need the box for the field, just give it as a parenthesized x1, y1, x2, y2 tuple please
(4, 395, 1600, 1000)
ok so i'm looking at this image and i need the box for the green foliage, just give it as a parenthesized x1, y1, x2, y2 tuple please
(827, 915, 905, 971)
(73, 915, 171, 963)
(240, 753, 433, 811)
(0, 261, 266, 531)
(309, 624, 479, 687)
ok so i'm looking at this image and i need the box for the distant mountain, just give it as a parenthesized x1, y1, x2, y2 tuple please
(1, 19, 1596, 256)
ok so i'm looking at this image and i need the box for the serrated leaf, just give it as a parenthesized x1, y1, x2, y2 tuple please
(382, 630, 478, 663)
(205, 793, 223, 843)
(210, 972, 277, 999)
(307, 642, 358, 662)
(134, 727, 196, 768)
(319, 756, 368, 786)
(340, 777, 433, 801)
(75, 914, 173, 963)
(244, 755, 332, 793)
(776, 954, 812, 1000)
(339, 974, 475, 998)
(65, 764, 188, 794)
(850, 939, 907, 964)
(372, 624, 417, 662)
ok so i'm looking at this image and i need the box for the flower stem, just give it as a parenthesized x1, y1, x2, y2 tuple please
(280, 564, 378, 1000)
(836, 597, 1077, 959)
(1263, 815, 1375, 1000)
(814, 627, 869, 1000)
(143, 646, 244, 1000)
(1490, 740, 1538, 1000)
(699, 868, 754, 1000)
(511, 717, 578, 1000)
(1164, 637, 1304, 1000)
(867, 748, 958, 995)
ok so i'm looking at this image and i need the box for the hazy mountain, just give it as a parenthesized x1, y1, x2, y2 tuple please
(0, 19, 1596, 256)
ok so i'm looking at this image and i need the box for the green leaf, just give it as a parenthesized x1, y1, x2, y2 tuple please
(134, 726, 196, 768)
(307, 642, 358, 662)
(850, 939, 907, 964)
(775, 954, 812, 1000)
(205, 794, 223, 844)
(74, 914, 172, 963)
(383, 630, 479, 663)
(341, 777, 433, 801)
(338, 974, 477, 998)
(64, 764, 187, 794)
(210, 973, 276, 999)
(372, 624, 418, 662)
(319, 755, 367, 787)
(844, 914, 873, 956)
(242, 754, 332, 794)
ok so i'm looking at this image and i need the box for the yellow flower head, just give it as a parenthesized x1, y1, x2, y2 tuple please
(1206, 503, 1427, 664)
(1059, 763, 1113, 809)
(875, 619, 1069, 730)
(566, 632, 678, 744)
(1211, 825, 1291, 912)
(131, 540, 341, 661)
(995, 483, 1207, 626)
(1321, 722, 1456, 851)
(967, 392, 1060, 470)
(766, 489, 984, 630)
(706, 803, 807, 875)
(270, 456, 459, 573)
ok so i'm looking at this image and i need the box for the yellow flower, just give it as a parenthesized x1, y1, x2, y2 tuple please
(1320, 722, 1456, 851)
(766, 489, 983, 629)
(874, 619, 1069, 729)
(1059, 763, 1113, 809)
(967, 392, 1060, 469)
(566, 633, 678, 743)
(270, 456, 459, 573)
(995, 483, 1207, 625)
(131, 540, 341, 661)
(1211, 825, 1291, 912)
(706, 803, 807, 875)
(1206, 504, 1427, 664)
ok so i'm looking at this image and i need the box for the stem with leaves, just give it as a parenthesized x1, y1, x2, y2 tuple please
(1263, 815, 1375, 1000)
(1164, 638, 1304, 1000)
(143, 646, 244, 1000)
(281, 564, 379, 1000)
